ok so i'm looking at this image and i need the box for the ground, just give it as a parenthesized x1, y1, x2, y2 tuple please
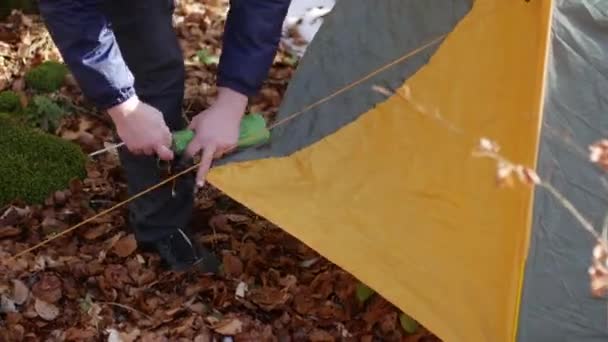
(0, 3, 441, 341)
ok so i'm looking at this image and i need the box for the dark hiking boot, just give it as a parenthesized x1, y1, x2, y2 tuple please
(141, 228, 220, 274)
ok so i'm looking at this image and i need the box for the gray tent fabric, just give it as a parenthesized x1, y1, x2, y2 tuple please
(220, 0, 472, 166)
(517, 1, 608, 341)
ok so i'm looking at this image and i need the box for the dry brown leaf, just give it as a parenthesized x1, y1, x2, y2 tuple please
(12, 279, 29, 305)
(194, 332, 212, 342)
(11, 77, 25, 92)
(41, 217, 67, 235)
(225, 214, 251, 223)
(34, 298, 59, 321)
(209, 215, 232, 232)
(112, 234, 137, 258)
(589, 139, 608, 171)
(83, 223, 115, 240)
(496, 161, 514, 187)
(1, 295, 16, 313)
(0, 205, 29, 226)
(3, 323, 25, 341)
(104, 264, 132, 289)
(0, 226, 21, 238)
(64, 327, 96, 341)
(309, 329, 335, 342)
(200, 233, 230, 244)
(477, 137, 500, 153)
(515, 166, 541, 185)
(121, 329, 142, 342)
(589, 243, 608, 297)
(212, 317, 243, 335)
(31, 273, 62, 303)
(222, 253, 243, 277)
(248, 287, 290, 311)
(107, 328, 141, 342)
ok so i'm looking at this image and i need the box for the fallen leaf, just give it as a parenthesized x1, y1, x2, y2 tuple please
(496, 161, 514, 187)
(12, 279, 29, 305)
(103, 264, 132, 289)
(187, 302, 208, 315)
(309, 329, 335, 342)
(34, 298, 59, 321)
(590, 139, 608, 171)
(235, 281, 248, 298)
(41, 217, 67, 235)
(0, 226, 21, 238)
(399, 312, 419, 334)
(31, 273, 62, 303)
(11, 77, 25, 92)
(1, 295, 16, 313)
(107, 328, 141, 342)
(589, 243, 608, 297)
(355, 283, 375, 303)
(209, 215, 232, 232)
(0, 205, 28, 226)
(515, 166, 541, 185)
(64, 327, 96, 341)
(212, 317, 243, 335)
(222, 253, 243, 277)
(478, 137, 500, 153)
(248, 287, 290, 311)
(194, 332, 212, 342)
(83, 223, 116, 240)
(299, 257, 319, 268)
(112, 234, 137, 258)
(224, 214, 250, 223)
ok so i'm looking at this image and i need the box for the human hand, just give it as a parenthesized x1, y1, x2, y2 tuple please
(184, 87, 247, 187)
(107, 95, 174, 160)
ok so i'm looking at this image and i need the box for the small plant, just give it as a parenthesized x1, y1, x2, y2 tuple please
(0, 90, 22, 113)
(25, 60, 68, 93)
(196, 49, 220, 65)
(24, 95, 65, 132)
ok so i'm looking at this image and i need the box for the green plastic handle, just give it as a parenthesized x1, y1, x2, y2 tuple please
(171, 113, 270, 154)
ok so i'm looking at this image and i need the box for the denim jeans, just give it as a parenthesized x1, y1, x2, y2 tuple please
(101, 0, 196, 243)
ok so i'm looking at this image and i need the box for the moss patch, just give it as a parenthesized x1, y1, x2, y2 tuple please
(25, 61, 68, 93)
(24, 95, 64, 132)
(0, 114, 87, 206)
(0, 91, 22, 113)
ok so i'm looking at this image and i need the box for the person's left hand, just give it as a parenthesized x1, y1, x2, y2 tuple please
(184, 87, 248, 187)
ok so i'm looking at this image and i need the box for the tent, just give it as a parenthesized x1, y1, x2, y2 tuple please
(207, 0, 608, 341)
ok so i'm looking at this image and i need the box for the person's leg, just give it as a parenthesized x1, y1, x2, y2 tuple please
(100, 0, 219, 273)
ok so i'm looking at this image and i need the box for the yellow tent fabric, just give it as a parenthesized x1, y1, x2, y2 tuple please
(209, 0, 552, 341)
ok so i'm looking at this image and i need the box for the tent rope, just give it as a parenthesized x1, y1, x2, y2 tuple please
(8, 33, 447, 261)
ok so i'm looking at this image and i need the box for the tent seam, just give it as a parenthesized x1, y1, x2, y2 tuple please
(510, 0, 555, 341)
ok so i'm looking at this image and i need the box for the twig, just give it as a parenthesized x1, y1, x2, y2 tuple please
(372, 84, 463, 134)
(473, 148, 608, 252)
(100, 301, 154, 321)
(539, 182, 602, 243)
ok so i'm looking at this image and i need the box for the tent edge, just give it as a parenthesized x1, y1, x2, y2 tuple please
(510, 0, 554, 341)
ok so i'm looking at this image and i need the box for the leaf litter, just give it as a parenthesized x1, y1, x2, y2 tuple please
(0, 2, 440, 341)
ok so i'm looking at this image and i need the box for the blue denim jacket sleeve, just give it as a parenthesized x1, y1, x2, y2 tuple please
(38, 0, 135, 110)
(38, 0, 290, 109)
(217, 0, 291, 97)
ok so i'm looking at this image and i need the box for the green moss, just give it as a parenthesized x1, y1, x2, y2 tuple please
(0, 91, 22, 113)
(0, 114, 87, 206)
(24, 95, 65, 132)
(25, 61, 68, 93)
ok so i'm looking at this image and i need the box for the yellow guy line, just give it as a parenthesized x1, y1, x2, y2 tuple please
(8, 34, 446, 261)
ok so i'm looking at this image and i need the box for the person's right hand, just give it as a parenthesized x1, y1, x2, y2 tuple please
(107, 95, 174, 161)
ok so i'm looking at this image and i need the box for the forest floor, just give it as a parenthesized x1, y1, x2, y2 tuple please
(0, 2, 440, 341)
